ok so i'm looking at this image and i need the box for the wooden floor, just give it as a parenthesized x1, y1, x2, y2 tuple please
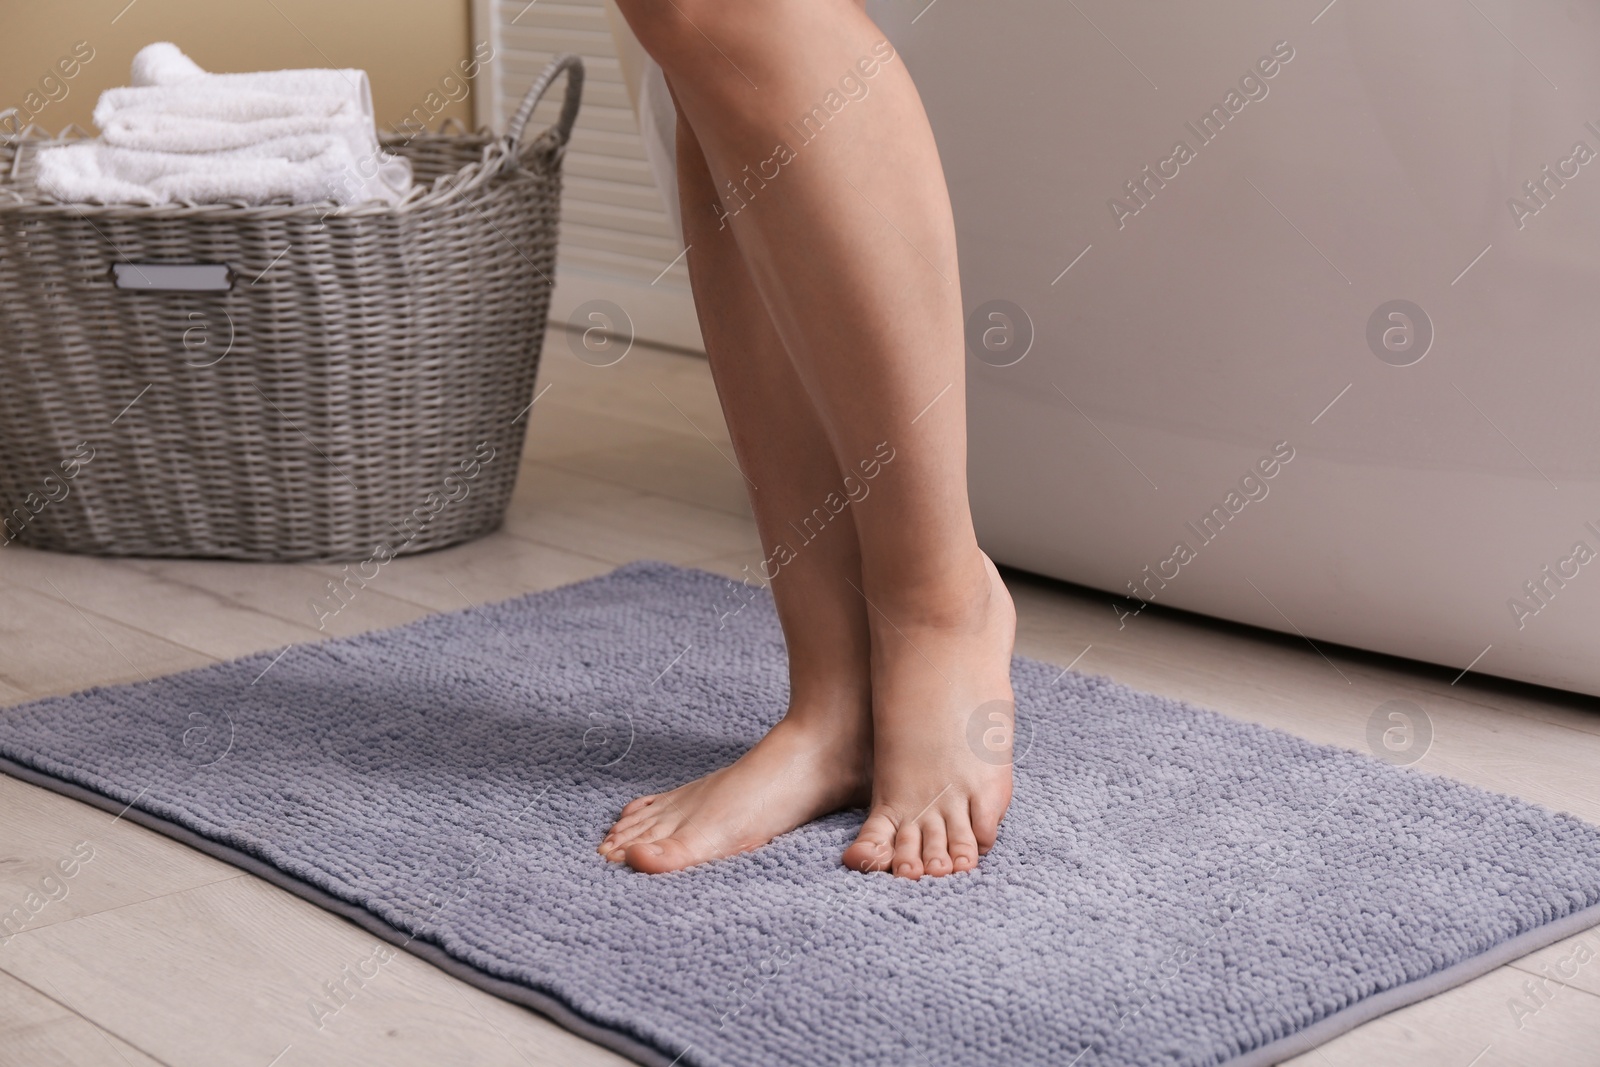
(2, 332, 1598, 1067)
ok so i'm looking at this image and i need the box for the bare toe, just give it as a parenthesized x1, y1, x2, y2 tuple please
(620, 794, 657, 817)
(972, 795, 1006, 854)
(598, 714, 872, 874)
(625, 834, 706, 874)
(843, 811, 897, 873)
(611, 807, 655, 835)
(606, 817, 671, 861)
(920, 815, 952, 877)
(890, 818, 924, 880)
(949, 819, 981, 872)
(854, 551, 1017, 883)
(598, 810, 656, 854)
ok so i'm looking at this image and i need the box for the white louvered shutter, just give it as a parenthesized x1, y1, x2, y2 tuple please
(472, 0, 702, 351)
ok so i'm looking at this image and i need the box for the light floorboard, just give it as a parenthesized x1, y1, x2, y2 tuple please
(0, 775, 237, 941)
(1, 875, 630, 1067)
(0, 969, 165, 1067)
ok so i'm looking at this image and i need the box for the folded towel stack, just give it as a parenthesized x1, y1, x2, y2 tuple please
(37, 42, 413, 207)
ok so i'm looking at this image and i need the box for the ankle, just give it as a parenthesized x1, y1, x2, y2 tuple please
(868, 551, 1006, 631)
(780, 691, 871, 739)
(768, 707, 873, 784)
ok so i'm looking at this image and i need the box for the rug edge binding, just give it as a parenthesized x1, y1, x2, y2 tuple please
(7, 753, 1599, 1067)
(0, 755, 682, 1067)
(1221, 896, 1600, 1067)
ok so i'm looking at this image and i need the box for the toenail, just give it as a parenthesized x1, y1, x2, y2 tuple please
(897, 863, 913, 875)
(640, 844, 664, 856)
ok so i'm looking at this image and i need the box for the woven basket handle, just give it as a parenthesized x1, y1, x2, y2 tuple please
(506, 53, 585, 166)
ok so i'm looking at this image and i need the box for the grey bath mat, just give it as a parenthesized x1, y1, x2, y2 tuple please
(3, 561, 1599, 1067)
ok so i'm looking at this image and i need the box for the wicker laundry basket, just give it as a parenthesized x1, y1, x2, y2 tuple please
(0, 55, 583, 561)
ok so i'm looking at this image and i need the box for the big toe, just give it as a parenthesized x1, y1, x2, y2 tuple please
(625, 834, 709, 875)
(972, 793, 1008, 854)
(842, 811, 897, 874)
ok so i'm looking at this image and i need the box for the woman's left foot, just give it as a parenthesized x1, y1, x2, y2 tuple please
(842, 552, 1017, 879)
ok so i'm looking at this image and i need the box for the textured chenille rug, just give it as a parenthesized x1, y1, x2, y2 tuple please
(3, 561, 1599, 1066)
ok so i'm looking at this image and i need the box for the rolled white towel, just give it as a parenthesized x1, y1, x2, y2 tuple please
(96, 87, 365, 153)
(130, 43, 372, 122)
(36, 144, 159, 205)
(114, 44, 400, 200)
(92, 90, 410, 203)
(38, 134, 400, 207)
(214, 70, 376, 124)
(130, 41, 206, 86)
(37, 42, 413, 206)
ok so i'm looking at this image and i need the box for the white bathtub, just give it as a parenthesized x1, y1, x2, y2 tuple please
(872, 0, 1600, 696)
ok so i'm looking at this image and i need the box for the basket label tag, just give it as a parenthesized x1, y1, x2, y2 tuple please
(112, 263, 233, 291)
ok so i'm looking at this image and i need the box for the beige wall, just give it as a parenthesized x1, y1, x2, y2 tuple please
(1, 0, 473, 137)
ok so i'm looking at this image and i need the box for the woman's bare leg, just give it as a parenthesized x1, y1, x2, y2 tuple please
(614, 0, 1016, 879)
(598, 102, 878, 873)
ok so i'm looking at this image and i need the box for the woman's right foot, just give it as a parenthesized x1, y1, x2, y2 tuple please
(599, 696, 873, 873)
(842, 552, 1017, 880)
